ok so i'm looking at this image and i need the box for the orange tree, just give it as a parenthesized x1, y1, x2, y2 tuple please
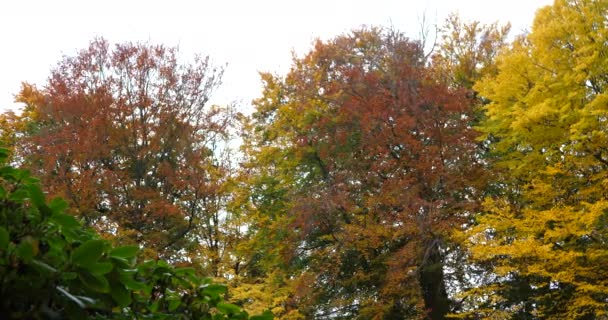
(237, 28, 485, 319)
(4, 39, 240, 268)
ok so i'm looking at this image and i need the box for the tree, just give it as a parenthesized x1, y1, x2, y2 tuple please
(460, 0, 608, 318)
(430, 14, 510, 89)
(8, 38, 240, 268)
(0, 147, 272, 320)
(226, 109, 305, 319)
(426, 14, 512, 317)
(239, 28, 484, 319)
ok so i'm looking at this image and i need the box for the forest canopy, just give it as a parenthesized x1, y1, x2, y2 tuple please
(2, 0, 608, 319)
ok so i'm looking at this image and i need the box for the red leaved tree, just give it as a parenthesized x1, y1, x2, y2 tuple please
(13, 39, 239, 266)
(242, 28, 485, 319)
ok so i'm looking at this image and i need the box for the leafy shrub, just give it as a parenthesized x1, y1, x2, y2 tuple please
(0, 148, 271, 320)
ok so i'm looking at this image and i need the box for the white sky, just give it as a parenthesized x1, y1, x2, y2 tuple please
(0, 0, 553, 112)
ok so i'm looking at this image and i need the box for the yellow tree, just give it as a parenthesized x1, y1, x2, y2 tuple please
(0, 83, 43, 159)
(431, 13, 510, 89)
(460, 0, 608, 318)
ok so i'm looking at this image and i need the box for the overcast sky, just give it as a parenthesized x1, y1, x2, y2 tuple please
(0, 0, 553, 112)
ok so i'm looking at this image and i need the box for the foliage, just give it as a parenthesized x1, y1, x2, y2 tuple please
(431, 13, 511, 89)
(5, 2, 608, 319)
(0, 147, 271, 320)
(5, 38, 242, 270)
(458, 0, 608, 318)
(227, 122, 303, 319)
(237, 27, 486, 319)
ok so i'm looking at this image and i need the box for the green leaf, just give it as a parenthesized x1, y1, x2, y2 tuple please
(71, 239, 105, 267)
(216, 302, 242, 315)
(61, 227, 79, 242)
(9, 189, 29, 202)
(88, 262, 114, 275)
(78, 272, 110, 293)
(172, 274, 192, 288)
(250, 310, 274, 320)
(15, 168, 33, 181)
(31, 259, 57, 273)
(174, 267, 198, 284)
(168, 299, 181, 312)
(73, 295, 96, 305)
(0, 148, 9, 162)
(0, 227, 8, 250)
(109, 246, 139, 259)
(49, 197, 69, 214)
(0, 166, 17, 181)
(110, 282, 132, 307)
(17, 238, 36, 261)
(118, 269, 144, 290)
(109, 256, 130, 268)
(200, 283, 227, 299)
(156, 260, 171, 269)
(56, 286, 87, 308)
(139, 259, 157, 269)
(149, 301, 160, 313)
(62, 272, 78, 280)
(26, 184, 46, 209)
(47, 236, 67, 253)
(50, 212, 80, 229)
(174, 267, 196, 276)
(26, 205, 41, 221)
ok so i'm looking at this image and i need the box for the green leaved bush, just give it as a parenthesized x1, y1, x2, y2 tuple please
(0, 148, 272, 320)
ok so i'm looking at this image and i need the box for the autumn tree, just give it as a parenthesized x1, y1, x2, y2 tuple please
(424, 14, 512, 315)
(430, 13, 511, 89)
(8, 39, 241, 271)
(459, 0, 608, 318)
(237, 28, 485, 319)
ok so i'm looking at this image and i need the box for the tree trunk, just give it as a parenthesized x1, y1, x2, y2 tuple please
(419, 241, 450, 320)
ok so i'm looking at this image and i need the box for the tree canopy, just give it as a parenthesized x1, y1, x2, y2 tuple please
(459, 0, 608, 318)
(3, 39, 241, 272)
(236, 27, 491, 319)
(3, 1, 608, 319)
